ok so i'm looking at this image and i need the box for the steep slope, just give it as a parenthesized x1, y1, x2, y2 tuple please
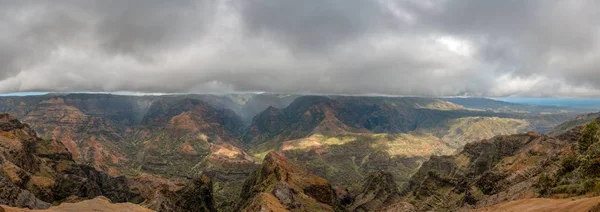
(0, 94, 583, 212)
(238, 152, 343, 212)
(23, 97, 128, 174)
(244, 96, 570, 197)
(399, 117, 600, 212)
(442, 97, 570, 114)
(401, 132, 551, 211)
(246, 96, 571, 154)
(349, 171, 412, 211)
(139, 174, 216, 212)
(245, 96, 369, 157)
(0, 113, 139, 209)
(131, 98, 255, 211)
(245, 96, 483, 154)
(225, 93, 298, 123)
(130, 98, 250, 177)
(421, 116, 533, 149)
(534, 118, 600, 198)
(280, 132, 447, 194)
(549, 112, 600, 136)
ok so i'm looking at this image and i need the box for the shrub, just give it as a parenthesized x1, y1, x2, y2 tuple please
(581, 156, 600, 178)
(578, 120, 600, 153)
(535, 173, 555, 196)
(557, 154, 580, 177)
(551, 184, 584, 195)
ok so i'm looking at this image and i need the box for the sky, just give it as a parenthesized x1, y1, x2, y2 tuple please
(1, 0, 600, 97)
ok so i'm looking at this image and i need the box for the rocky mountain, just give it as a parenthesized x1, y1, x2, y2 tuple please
(131, 98, 247, 176)
(0, 113, 139, 209)
(549, 112, 600, 136)
(0, 93, 586, 211)
(442, 97, 571, 114)
(243, 96, 576, 197)
(22, 97, 129, 175)
(238, 152, 343, 212)
(0, 113, 219, 212)
(399, 117, 600, 211)
(348, 171, 406, 211)
(140, 174, 215, 212)
(3, 108, 600, 211)
(130, 98, 256, 211)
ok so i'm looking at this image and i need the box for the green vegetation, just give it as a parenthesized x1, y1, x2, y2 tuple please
(280, 132, 429, 193)
(549, 112, 600, 136)
(419, 117, 533, 149)
(579, 120, 600, 152)
(535, 119, 600, 196)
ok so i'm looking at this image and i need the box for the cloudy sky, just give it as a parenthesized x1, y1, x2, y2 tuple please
(1, 0, 600, 97)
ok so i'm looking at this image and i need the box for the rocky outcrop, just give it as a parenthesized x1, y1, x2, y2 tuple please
(238, 152, 342, 211)
(349, 171, 412, 212)
(142, 174, 215, 212)
(0, 174, 50, 209)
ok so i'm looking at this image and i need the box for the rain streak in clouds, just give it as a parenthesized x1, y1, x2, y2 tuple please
(1, 0, 600, 97)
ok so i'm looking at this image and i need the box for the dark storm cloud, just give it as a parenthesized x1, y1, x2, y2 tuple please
(238, 0, 400, 53)
(92, 0, 215, 58)
(0, 0, 599, 96)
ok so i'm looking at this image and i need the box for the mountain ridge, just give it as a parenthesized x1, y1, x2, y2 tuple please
(0, 93, 588, 211)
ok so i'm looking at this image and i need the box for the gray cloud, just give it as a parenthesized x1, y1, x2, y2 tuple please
(238, 0, 399, 54)
(0, 0, 599, 97)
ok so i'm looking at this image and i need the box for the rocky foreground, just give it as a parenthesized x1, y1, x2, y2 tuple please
(473, 197, 600, 212)
(0, 197, 152, 212)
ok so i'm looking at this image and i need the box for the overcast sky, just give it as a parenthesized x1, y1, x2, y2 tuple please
(1, 0, 600, 97)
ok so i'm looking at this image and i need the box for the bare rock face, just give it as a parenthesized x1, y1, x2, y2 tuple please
(0, 174, 50, 209)
(238, 152, 342, 211)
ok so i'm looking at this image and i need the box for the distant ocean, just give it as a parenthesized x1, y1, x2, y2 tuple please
(494, 97, 600, 109)
(0, 92, 48, 96)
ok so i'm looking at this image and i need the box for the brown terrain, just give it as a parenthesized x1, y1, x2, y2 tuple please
(472, 197, 600, 212)
(0, 197, 152, 212)
(0, 94, 593, 212)
(397, 117, 600, 212)
(0, 113, 139, 209)
(239, 152, 342, 212)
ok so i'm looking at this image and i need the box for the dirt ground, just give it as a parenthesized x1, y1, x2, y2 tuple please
(0, 197, 153, 212)
(472, 196, 600, 212)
